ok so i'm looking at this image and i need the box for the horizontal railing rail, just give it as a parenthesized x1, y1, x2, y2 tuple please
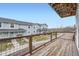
(0, 32, 52, 40)
(0, 31, 74, 40)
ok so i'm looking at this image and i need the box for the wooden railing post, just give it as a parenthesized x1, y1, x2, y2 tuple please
(55, 32, 57, 39)
(29, 36, 32, 55)
(50, 33, 52, 42)
(73, 32, 75, 41)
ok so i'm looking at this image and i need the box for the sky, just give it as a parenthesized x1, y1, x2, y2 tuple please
(0, 3, 76, 28)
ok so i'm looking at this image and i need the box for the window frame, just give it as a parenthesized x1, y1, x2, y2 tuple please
(10, 23, 14, 28)
(0, 22, 2, 27)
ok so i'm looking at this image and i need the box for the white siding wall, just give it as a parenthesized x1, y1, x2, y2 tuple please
(0, 22, 47, 38)
(76, 3, 79, 49)
(14, 24, 19, 29)
(0, 23, 19, 29)
(33, 25, 41, 34)
(1, 23, 10, 29)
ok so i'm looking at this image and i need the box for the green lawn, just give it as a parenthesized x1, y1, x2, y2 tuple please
(0, 40, 14, 52)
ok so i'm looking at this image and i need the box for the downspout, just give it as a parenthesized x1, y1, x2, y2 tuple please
(76, 3, 79, 50)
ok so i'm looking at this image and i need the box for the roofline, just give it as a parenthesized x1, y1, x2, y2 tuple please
(0, 17, 48, 26)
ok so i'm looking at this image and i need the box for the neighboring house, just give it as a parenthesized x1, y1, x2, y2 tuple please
(0, 17, 48, 38)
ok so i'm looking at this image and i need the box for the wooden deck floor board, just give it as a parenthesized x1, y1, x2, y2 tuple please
(31, 33, 79, 56)
(72, 41, 79, 56)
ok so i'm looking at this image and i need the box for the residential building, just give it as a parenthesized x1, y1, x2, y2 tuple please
(0, 17, 48, 38)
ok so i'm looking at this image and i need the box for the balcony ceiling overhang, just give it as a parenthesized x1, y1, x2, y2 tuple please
(49, 3, 77, 18)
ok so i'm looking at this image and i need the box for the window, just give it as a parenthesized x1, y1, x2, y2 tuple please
(0, 22, 1, 27)
(10, 24, 14, 28)
(28, 26, 30, 28)
(34, 26, 35, 29)
(3, 32, 8, 35)
(34, 31, 35, 33)
(0, 32, 2, 35)
(10, 32, 14, 34)
(28, 31, 30, 33)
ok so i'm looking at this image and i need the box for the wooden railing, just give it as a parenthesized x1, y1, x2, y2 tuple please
(0, 32, 58, 56)
(0, 32, 74, 55)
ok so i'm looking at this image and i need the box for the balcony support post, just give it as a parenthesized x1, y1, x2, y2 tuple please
(29, 36, 32, 55)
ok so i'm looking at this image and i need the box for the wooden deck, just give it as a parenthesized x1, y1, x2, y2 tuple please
(31, 33, 79, 56)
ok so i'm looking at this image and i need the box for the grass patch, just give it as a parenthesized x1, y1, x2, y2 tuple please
(16, 34, 28, 45)
(16, 38, 28, 45)
(32, 35, 50, 42)
(32, 33, 57, 42)
(0, 40, 14, 52)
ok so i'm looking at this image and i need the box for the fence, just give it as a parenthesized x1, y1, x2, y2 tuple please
(0, 32, 58, 56)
